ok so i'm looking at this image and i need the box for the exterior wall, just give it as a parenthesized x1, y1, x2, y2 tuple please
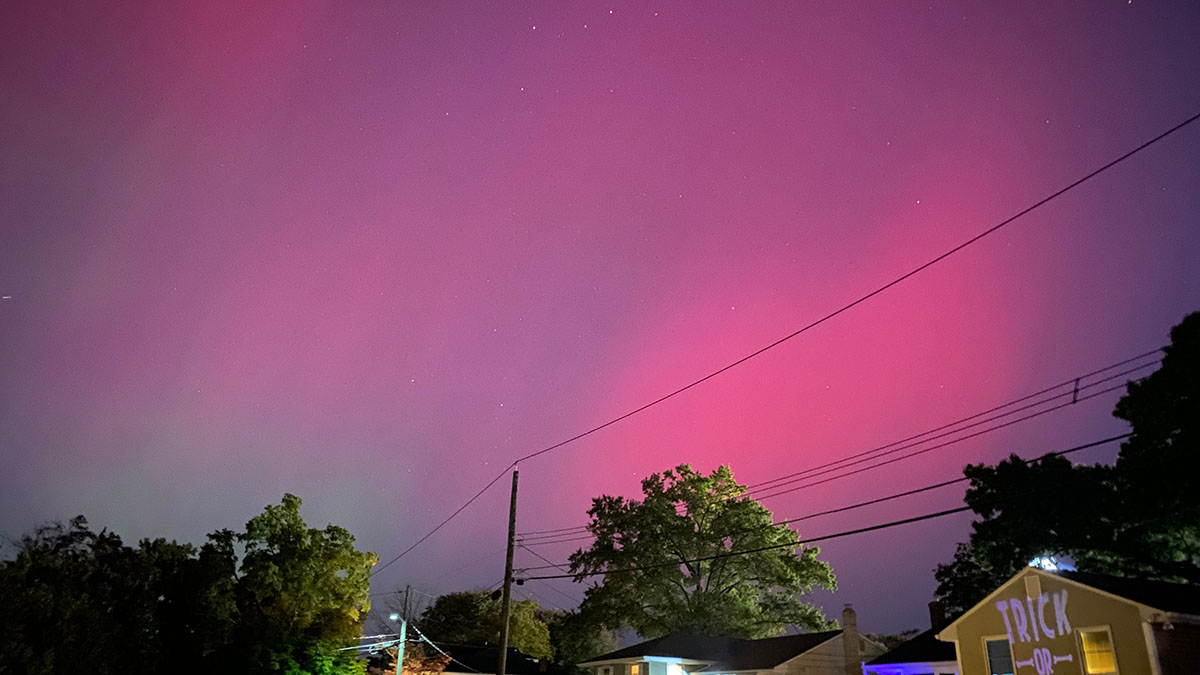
(945, 570, 1155, 675)
(781, 635, 844, 675)
(592, 663, 628, 675)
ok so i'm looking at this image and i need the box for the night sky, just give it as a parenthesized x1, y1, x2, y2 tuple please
(2, 1, 1199, 634)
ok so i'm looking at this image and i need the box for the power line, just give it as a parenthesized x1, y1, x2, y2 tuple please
(409, 623, 484, 674)
(751, 379, 1135, 501)
(531, 577, 586, 606)
(517, 432, 1130, 555)
(516, 349, 1160, 540)
(524, 429, 1152, 579)
(508, 112, 1198, 470)
(523, 505, 974, 581)
(745, 350, 1162, 492)
(761, 433, 1127, 527)
(518, 543, 587, 604)
(519, 523, 595, 537)
(373, 468, 511, 576)
(518, 368, 1150, 546)
(518, 542, 573, 573)
(374, 111, 1200, 574)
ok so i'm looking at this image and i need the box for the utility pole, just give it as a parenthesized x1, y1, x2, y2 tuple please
(403, 584, 411, 621)
(497, 469, 519, 675)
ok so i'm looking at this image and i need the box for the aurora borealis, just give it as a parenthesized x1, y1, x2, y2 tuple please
(2, 1, 1199, 631)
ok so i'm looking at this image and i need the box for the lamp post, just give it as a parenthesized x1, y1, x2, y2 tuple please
(389, 613, 407, 675)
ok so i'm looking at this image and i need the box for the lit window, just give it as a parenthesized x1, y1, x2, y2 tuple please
(631, 665, 640, 675)
(667, 665, 683, 675)
(1080, 628, 1117, 674)
(985, 638, 1014, 675)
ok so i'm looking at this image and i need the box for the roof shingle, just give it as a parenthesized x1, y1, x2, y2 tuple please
(583, 631, 843, 671)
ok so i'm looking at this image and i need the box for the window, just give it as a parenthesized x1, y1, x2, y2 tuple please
(984, 638, 1015, 675)
(1079, 628, 1117, 674)
(630, 665, 640, 675)
(667, 665, 683, 675)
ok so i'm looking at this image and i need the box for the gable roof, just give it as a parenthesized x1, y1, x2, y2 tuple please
(938, 567, 1200, 642)
(581, 631, 843, 671)
(865, 626, 956, 666)
(1058, 571, 1200, 615)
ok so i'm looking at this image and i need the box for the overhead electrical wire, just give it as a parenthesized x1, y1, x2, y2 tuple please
(517, 542, 588, 604)
(515, 377, 1138, 551)
(745, 351, 1162, 492)
(408, 623, 484, 674)
(515, 377, 1141, 548)
(373, 110, 1200, 576)
(516, 432, 1131, 561)
(523, 506, 974, 580)
(750, 379, 1139, 500)
(522, 431, 1142, 581)
(516, 352, 1158, 543)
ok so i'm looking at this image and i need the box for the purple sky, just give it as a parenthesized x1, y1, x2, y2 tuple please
(2, 1, 1199, 633)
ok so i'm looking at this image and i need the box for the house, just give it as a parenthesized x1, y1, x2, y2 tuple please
(936, 567, 1200, 675)
(864, 603, 958, 675)
(578, 607, 885, 675)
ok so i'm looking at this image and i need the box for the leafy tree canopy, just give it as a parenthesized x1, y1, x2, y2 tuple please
(0, 494, 376, 675)
(569, 464, 836, 639)
(418, 591, 553, 660)
(538, 609, 619, 667)
(934, 311, 1200, 614)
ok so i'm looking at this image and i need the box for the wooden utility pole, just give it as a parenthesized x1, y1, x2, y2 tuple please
(497, 469, 519, 675)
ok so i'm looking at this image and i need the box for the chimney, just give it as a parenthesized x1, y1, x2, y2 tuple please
(842, 605, 860, 675)
(928, 601, 945, 629)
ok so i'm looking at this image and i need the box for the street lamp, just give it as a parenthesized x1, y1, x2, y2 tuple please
(387, 612, 407, 675)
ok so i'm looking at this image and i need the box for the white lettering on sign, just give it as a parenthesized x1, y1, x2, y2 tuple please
(996, 590, 1070, 645)
(1037, 592, 1054, 638)
(1052, 589, 1070, 635)
(994, 588, 1075, 674)
(996, 600, 1013, 642)
(1010, 598, 1032, 642)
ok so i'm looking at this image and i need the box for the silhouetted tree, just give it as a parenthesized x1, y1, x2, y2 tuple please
(417, 591, 553, 660)
(570, 464, 836, 639)
(934, 311, 1200, 614)
(0, 494, 375, 675)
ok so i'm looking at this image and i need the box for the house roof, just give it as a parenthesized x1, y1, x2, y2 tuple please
(865, 626, 956, 666)
(938, 567, 1200, 643)
(1058, 571, 1200, 615)
(581, 631, 844, 671)
(440, 643, 570, 675)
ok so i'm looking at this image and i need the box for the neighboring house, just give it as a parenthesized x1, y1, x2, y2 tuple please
(936, 567, 1200, 675)
(579, 607, 885, 675)
(863, 627, 958, 675)
(864, 603, 958, 675)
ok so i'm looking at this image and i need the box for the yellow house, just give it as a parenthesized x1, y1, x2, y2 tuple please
(936, 567, 1200, 675)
